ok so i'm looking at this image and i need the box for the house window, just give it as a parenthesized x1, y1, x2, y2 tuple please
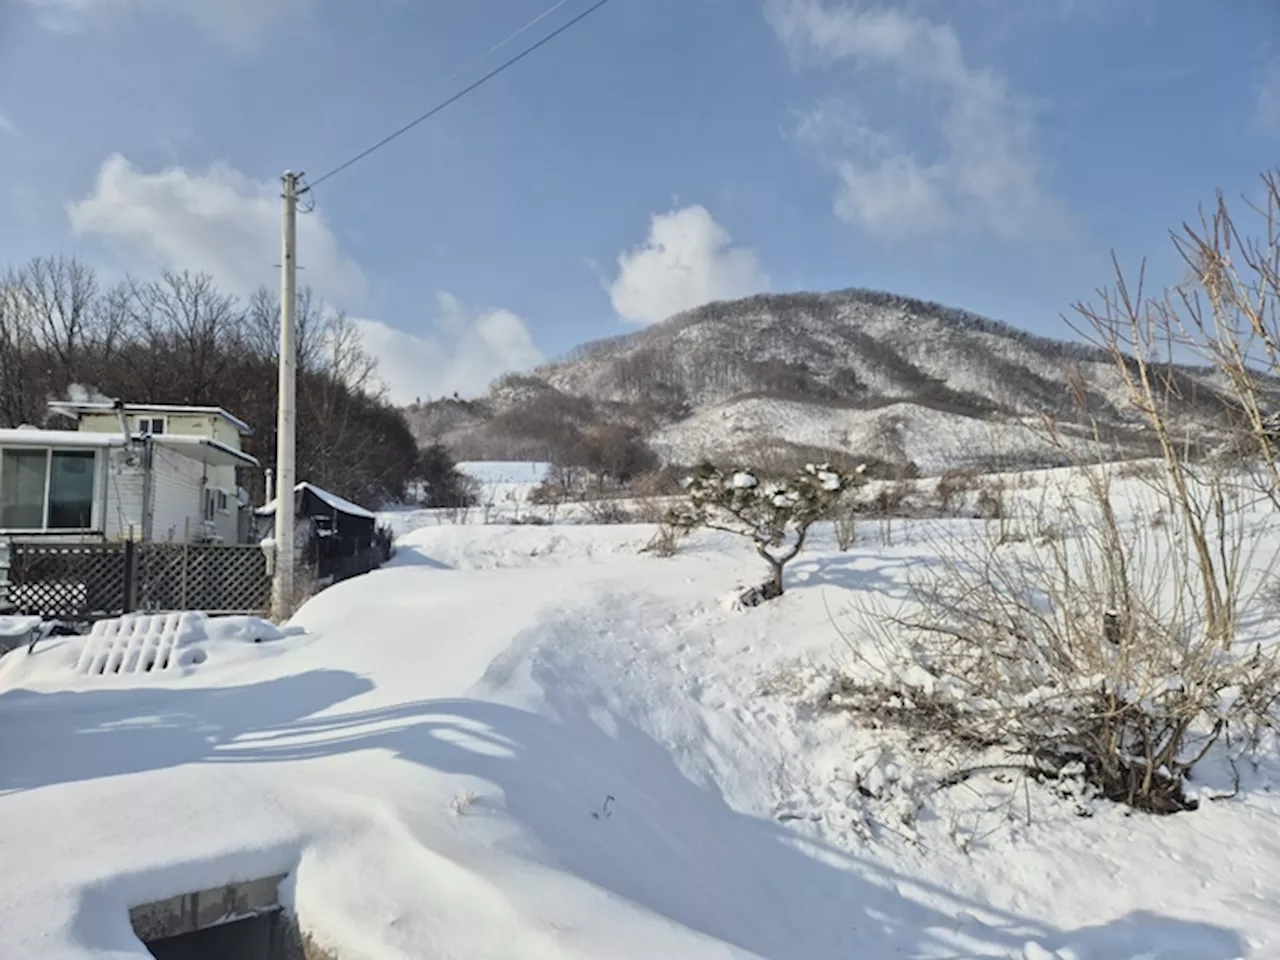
(203, 488, 231, 521)
(0, 449, 97, 531)
(0, 450, 46, 529)
(137, 417, 166, 435)
(48, 451, 96, 528)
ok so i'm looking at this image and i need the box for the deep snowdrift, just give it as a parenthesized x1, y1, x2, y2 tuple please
(2, 494, 1279, 958)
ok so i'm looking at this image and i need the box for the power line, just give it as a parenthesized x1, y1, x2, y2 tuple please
(304, 0, 613, 192)
(432, 0, 572, 97)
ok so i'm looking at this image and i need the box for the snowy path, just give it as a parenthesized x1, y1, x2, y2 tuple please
(1, 522, 1278, 958)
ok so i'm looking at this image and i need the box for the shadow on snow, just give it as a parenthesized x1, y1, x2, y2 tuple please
(0, 667, 1247, 960)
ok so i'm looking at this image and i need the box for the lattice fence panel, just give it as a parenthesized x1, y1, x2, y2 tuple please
(136, 544, 270, 615)
(4, 543, 129, 619)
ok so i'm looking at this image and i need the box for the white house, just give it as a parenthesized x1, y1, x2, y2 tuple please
(0, 402, 259, 544)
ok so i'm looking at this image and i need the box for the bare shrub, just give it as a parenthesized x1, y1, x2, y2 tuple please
(935, 468, 978, 516)
(847, 461, 1280, 814)
(833, 500, 858, 551)
(974, 480, 1005, 520)
(628, 467, 684, 499)
(1152, 173, 1280, 508)
(529, 464, 585, 505)
(862, 479, 915, 546)
(1115, 459, 1163, 481)
(583, 498, 634, 525)
(634, 491, 685, 557)
(640, 521, 684, 557)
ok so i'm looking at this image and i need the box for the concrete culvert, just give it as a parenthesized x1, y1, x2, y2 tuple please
(144, 912, 277, 960)
(131, 875, 332, 959)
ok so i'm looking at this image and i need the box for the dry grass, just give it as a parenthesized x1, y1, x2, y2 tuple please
(843, 455, 1280, 814)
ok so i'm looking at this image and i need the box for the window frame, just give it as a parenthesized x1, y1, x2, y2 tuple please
(137, 416, 166, 436)
(0, 446, 101, 533)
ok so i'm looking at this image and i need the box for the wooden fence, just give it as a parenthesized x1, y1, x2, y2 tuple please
(0, 541, 271, 621)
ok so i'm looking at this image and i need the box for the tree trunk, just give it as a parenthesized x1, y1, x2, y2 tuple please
(756, 546, 786, 598)
(768, 560, 784, 597)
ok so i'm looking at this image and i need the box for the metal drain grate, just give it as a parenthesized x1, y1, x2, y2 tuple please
(74, 612, 209, 676)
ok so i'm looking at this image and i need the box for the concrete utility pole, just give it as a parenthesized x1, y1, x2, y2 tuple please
(271, 170, 302, 621)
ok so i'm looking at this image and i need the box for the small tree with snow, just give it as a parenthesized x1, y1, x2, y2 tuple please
(668, 462, 864, 600)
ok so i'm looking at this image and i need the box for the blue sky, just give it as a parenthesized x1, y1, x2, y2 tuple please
(2, 0, 1279, 403)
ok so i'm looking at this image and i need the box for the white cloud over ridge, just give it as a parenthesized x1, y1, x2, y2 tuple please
(608, 205, 769, 326)
(768, 0, 1066, 242)
(68, 154, 539, 404)
(68, 153, 366, 302)
(356, 294, 543, 405)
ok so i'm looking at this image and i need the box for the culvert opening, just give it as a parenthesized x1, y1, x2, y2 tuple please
(144, 912, 277, 960)
(130, 874, 320, 960)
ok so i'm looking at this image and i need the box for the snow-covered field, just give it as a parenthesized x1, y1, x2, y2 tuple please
(2, 471, 1279, 958)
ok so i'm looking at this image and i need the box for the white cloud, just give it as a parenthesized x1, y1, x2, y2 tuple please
(19, 0, 310, 48)
(1256, 56, 1280, 136)
(608, 205, 769, 326)
(68, 153, 366, 302)
(768, 0, 1065, 241)
(356, 293, 544, 405)
(0, 113, 15, 137)
(68, 154, 535, 404)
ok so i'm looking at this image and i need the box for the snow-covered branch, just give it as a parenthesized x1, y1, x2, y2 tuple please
(668, 462, 865, 597)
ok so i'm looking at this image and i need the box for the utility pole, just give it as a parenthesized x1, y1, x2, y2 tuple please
(271, 170, 302, 621)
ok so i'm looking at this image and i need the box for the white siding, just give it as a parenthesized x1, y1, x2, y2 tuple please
(212, 495, 238, 543)
(102, 447, 146, 541)
(78, 410, 245, 519)
(101, 445, 209, 543)
(149, 445, 207, 543)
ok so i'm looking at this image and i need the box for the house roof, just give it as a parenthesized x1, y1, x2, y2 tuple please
(0, 429, 258, 468)
(0, 428, 124, 449)
(46, 401, 255, 435)
(151, 436, 260, 469)
(255, 482, 378, 520)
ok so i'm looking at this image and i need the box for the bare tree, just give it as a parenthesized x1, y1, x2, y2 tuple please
(128, 271, 245, 402)
(15, 256, 99, 390)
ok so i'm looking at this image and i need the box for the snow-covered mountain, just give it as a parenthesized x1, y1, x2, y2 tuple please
(410, 289, 1244, 474)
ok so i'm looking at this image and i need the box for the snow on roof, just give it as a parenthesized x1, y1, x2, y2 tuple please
(0, 428, 123, 448)
(150, 435, 260, 468)
(256, 482, 377, 520)
(299, 482, 377, 519)
(46, 401, 255, 435)
(0, 430, 258, 468)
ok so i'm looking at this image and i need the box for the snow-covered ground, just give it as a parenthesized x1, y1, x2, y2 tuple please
(457, 460, 553, 487)
(2, 473, 1279, 958)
